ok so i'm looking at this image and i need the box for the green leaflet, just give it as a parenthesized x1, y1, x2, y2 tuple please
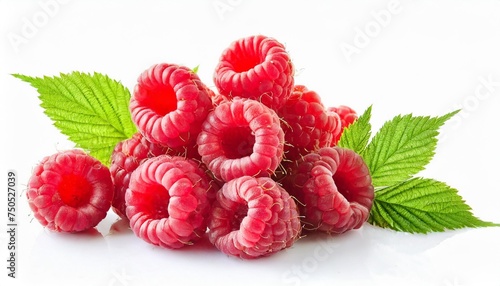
(336, 106, 497, 233)
(369, 178, 499, 233)
(337, 105, 372, 154)
(362, 110, 459, 187)
(13, 72, 137, 166)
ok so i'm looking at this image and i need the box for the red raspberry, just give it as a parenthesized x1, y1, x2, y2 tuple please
(278, 85, 341, 163)
(210, 93, 230, 107)
(125, 155, 216, 249)
(213, 35, 294, 110)
(110, 132, 194, 220)
(207, 176, 301, 259)
(284, 146, 374, 234)
(130, 63, 214, 148)
(197, 97, 285, 182)
(328, 105, 358, 145)
(26, 149, 113, 232)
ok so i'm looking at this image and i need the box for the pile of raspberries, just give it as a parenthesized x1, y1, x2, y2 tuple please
(26, 35, 374, 259)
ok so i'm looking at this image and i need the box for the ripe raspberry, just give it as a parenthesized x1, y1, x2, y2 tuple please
(125, 155, 216, 249)
(213, 35, 294, 110)
(27, 149, 113, 232)
(328, 105, 358, 145)
(284, 146, 374, 234)
(207, 176, 301, 259)
(197, 97, 285, 182)
(210, 93, 230, 107)
(130, 63, 214, 148)
(277, 85, 341, 163)
(110, 132, 195, 220)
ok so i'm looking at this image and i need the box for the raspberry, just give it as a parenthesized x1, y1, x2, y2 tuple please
(125, 155, 216, 249)
(284, 146, 374, 234)
(26, 149, 113, 232)
(210, 93, 230, 107)
(328, 105, 358, 145)
(197, 97, 285, 182)
(213, 35, 294, 110)
(110, 132, 192, 220)
(130, 63, 214, 148)
(277, 85, 341, 163)
(207, 176, 301, 259)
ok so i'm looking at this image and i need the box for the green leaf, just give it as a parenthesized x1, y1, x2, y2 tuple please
(13, 72, 137, 165)
(192, 65, 199, 74)
(337, 105, 372, 154)
(362, 110, 459, 187)
(369, 178, 499, 233)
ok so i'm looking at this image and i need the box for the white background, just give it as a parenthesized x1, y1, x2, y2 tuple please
(1, 0, 500, 285)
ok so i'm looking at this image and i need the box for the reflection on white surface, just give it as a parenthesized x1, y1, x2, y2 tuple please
(15, 211, 500, 286)
(26, 228, 111, 285)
